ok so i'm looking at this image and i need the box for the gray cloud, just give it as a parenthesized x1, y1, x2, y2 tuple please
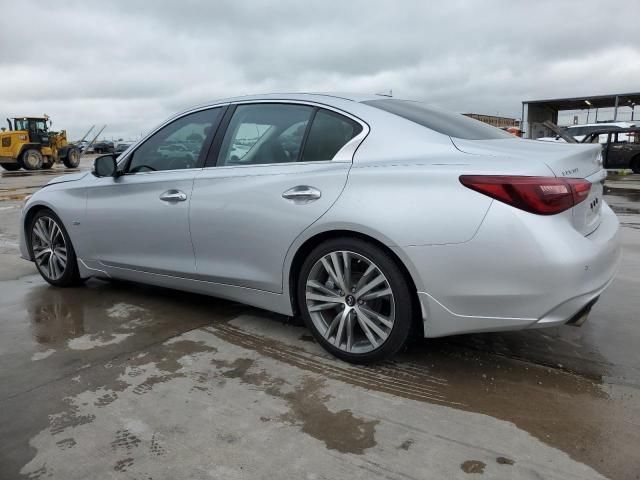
(1, 0, 638, 139)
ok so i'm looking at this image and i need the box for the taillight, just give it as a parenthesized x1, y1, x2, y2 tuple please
(459, 175, 591, 215)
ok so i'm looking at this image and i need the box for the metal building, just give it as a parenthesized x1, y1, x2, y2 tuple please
(522, 92, 640, 139)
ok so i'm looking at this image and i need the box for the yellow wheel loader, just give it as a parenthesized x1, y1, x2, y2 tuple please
(0, 115, 81, 171)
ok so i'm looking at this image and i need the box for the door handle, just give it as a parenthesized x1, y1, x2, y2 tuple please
(159, 189, 188, 202)
(282, 186, 322, 203)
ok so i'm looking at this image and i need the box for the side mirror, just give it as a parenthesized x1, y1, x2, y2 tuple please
(93, 154, 119, 177)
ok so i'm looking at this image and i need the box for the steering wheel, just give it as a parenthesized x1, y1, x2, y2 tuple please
(129, 165, 157, 173)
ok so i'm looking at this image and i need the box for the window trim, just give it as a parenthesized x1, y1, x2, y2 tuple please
(203, 100, 369, 169)
(117, 104, 229, 175)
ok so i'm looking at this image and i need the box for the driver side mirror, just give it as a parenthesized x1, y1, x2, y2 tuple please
(93, 154, 119, 177)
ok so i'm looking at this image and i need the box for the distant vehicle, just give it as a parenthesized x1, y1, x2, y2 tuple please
(0, 115, 80, 171)
(581, 128, 640, 173)
(19, 93, 621, 364)
(114, 143, 132, 155)
(92, 141, 114, 154)
(538, 122, 636, 143)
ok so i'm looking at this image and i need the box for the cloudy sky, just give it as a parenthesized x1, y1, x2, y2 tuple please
(2, 0, 639, 140)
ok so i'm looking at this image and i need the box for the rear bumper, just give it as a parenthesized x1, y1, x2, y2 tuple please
(396, 200, 621, 338)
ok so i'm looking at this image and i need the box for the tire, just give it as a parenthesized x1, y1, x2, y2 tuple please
(63, 147, 80, 168)
(631, 156, 640, 175)
(28, 209, 83, 287)
(0, 163, 21, 171)
(297, 238, 414, 364)
(20, 148, 44, 170)
(41, 158, 53, 169)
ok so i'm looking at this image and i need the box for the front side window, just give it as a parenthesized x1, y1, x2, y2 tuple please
(217, 104, 313, 166)
(127, 108, 222, 173)
(300, 109, 362, 162)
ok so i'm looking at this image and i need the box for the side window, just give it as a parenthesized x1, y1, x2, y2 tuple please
(127, 108, 222, 173)
(300, 109, 363, 162)
(217, 104, 313, 166)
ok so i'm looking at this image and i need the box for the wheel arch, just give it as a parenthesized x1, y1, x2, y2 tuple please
(286, 228, 423, 334)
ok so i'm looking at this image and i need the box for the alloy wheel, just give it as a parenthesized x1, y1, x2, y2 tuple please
(31, 216, 68, 281)
(305, 250, 395, 354)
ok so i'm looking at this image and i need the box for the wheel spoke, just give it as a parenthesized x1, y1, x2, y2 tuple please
(359, 305, 394, 329)
(356, 307, 389, 340)
(342, 252, 352, 291)
(321, 257, 343, 292)
(361, 288, 392, 302)
(355, 264, 375, 291)
(325, 310, 343, 339)
(306, 292, 342, 304)
(329, 252, 347, 292)
(33, 221, 48, 244)
(345, 313, 355, 351)
(356, 274, 386, 298)
(333, 308, 349, 347)
(356, 311, 379, 348)
(306, 280, 340, 297)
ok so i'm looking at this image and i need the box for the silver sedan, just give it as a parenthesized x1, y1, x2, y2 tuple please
(19, 93, 622, 363)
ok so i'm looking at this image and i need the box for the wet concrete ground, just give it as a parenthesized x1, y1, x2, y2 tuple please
(1, 161, 639, 479)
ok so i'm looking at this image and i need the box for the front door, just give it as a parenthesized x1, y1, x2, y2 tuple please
(85, 107, 224, 275)
(189, 102, 365, 293)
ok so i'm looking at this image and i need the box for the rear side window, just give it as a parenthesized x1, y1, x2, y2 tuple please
(363, 99, 512, 140)
(300, 109, 363, 162)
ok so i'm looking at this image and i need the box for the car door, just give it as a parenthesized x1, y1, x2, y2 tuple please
(189, 102, 367, 293)
(85, 106, 225, 275)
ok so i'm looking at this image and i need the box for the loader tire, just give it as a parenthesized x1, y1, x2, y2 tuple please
(20, 149, 44, 170)
(63, 147, 80, 168)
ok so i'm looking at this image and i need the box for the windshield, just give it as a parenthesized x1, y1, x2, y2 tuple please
(363, 99, 513, 140)
(13, 118, 47, 132)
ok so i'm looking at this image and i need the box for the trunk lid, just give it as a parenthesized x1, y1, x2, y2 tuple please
(452, 137, 605, 235)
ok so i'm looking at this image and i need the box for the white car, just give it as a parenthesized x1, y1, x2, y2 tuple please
(539, 122, 637, 143)
(19, 93, 622, 363)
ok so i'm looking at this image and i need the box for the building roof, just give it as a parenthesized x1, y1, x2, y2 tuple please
(523, 92, 640, 110)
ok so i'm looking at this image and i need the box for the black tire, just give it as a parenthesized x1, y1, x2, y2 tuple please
(631, 156, 640, 175)
(63, 147, 80, 168)
(20, 148, 44, 170)
(28, 209, 83, 287)
(0, 163, 21, 171)
(297, 237, 414, 364)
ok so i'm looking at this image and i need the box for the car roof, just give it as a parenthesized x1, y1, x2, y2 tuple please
(192, 92, 387, 109)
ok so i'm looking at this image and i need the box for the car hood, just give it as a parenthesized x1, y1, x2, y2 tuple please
(46, 172, 90, 186)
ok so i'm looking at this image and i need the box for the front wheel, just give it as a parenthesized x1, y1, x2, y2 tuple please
(631, 156, 640, 175)
(29, 209, 82, 287)
(63, 147, 80, 168)
(297, 238, 414, 364)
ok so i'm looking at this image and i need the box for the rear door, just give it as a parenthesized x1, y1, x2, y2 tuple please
(85, 107, 224, 275)
(189, 102, 366, 293)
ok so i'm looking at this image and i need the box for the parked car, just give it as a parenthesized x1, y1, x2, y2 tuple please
(538, 122, 636, 143)
(114, 143, 132, 156)
(19, 93, 621, 363)
(581, 128, 640, 173)
(92, 141, 114, 154)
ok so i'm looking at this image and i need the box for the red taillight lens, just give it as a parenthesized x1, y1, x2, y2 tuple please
(459, 175, 591, 215)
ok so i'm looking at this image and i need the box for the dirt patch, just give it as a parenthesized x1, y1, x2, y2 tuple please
(461, 460, 486, 474)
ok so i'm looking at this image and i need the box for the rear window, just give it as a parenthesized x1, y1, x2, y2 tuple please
(363, 99, 513, 140)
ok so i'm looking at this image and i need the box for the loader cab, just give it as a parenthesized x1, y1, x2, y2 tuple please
(13, 117, 51, 146)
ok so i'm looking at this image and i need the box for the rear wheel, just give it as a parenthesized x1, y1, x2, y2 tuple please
(20, 149, 44, 170)
(0, 163, 21, 171)
(29, 209, 82, 287)
(63, 147, 80, 168)
(297, 238, 413, 364)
